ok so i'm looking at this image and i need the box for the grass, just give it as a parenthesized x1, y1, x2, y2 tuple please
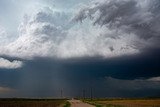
(0, 98, 66, 107)
(84, 98, 160, 107)
(63, 101, 71, 107)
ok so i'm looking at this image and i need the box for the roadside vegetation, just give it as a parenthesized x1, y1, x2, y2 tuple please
(0, 98, 67, 107)
(63, 101, 71, 107)
(83, 98, 160, 107)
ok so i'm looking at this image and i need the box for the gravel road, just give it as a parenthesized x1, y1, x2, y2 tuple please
(68, 99, 95, 107)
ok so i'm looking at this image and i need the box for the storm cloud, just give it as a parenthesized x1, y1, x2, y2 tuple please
(0, 0, 159, 60)
(0, 54, 160, 98)
(0, 0, 143, 59)
(0, 58, 23, 69)
(0, 0, 160, 98)
(74, 0, 160, 49)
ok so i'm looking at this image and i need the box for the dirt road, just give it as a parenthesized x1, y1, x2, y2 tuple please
(68, 100, 95, 107)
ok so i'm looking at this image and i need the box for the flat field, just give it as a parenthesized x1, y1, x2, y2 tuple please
(86, 98, 160, 107)
(0, 98, 66, 107)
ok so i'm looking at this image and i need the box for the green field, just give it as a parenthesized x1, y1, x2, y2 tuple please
(84, 98, 160, 107)
(0, 98, 67, 107)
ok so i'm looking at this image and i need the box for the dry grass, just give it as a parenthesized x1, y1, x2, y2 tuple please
(93, 99, 160, 107)
(0, 98, 66, 107)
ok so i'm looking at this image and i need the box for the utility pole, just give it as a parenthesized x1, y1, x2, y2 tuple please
(90, 87, 93, 100)
(61, 89, 63, 99)
(83, 89, 85, 99)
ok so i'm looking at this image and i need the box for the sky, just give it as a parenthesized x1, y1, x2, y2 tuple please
(0, 0, 160, 98)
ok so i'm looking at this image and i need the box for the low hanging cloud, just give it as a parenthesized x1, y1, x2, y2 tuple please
(0, 57, 23, 69)
(101, 77, 160, 97)
(0, 0, 160, 59)
(0, 86, 14, 94)
(147, 76, 160, 82)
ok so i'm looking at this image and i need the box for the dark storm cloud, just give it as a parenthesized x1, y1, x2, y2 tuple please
(94, 77, 160, 98)
(0, 51, 160, 98)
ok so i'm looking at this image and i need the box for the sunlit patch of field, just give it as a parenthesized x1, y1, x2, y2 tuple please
(0, 98, 67, 107)
(85, 98, 160, 107)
